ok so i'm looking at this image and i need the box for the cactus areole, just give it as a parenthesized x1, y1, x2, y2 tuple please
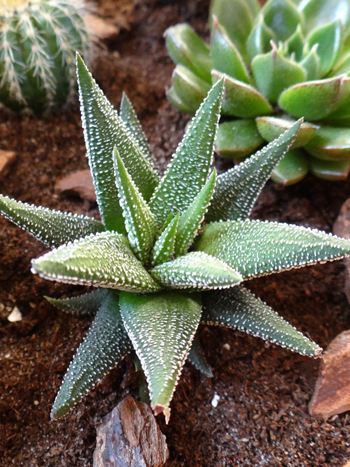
(0, 0, 89, 113)
(2, 56, 350, 422)
(166, 0, 350, 184)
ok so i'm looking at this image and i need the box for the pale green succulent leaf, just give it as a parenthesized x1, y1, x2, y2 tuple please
(278, 76, 350, 121)
(165, 23, 212, 82)
(113, 149, 157, 263)
(151, 251, 242, 290)
(285, 24, 304, 61)
(299, 45, 321, 81)
(120, 291, 202, 420)
(210, 17, 250, 83)
(196, 220, 350, 279)
(152, 214, 179, 266)
(309, 157, 350, 181)
(215, 119, 264, 158)
(32, 232, 160, 293)
(51, 292, 132, 418)
(203, 287, 322, 357)
(307, 20, 343, 77)
(332, 52, 350, 76)
(252, 44, 306, 104)
(0, 194, 104, 247)
(300, 0, 350, 31)
(175, 170, 217, 256)
(305, 126, 350, 161)
(188, 335, 213, 378)
(170, 65, 211, 114)
(166, 86, 197, 114)
(76, 55, 159, 231)
(45, 289, 109, 316)
(246, 15, 276, 61)
(207, 120, 301, 222)
(150, 79, 223, 226)
(262, 0, 303, 41)
(256, 116, 318, 148)
(271, 149, 309, 185)
(212, 70, 273, 118)
(119, 92, 154, 164)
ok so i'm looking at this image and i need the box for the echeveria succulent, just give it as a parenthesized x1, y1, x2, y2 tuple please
(2, 56, 350, 421)
(0, 0, 89, 113)
(166, 0, 350, 184)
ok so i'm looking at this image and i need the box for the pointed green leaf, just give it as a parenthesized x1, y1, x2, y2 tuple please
(113, 149, 157, 263)
(150, 80, 223, 226)
(210, 17, 250, 83)
(165, 23, 212, 82)
(203, 287, 322, 357)
(271, 150, 309, 185)
(51, 292, 132, 418)
(196, 220, 350, 279)
(120, 291, 202, 420)
(151, 251, 242, 290)
(300, 45, 321, 81)
(176, 170, 217, 256)
(119, 92, 154, 164)
(0, 194, 104, 247)
(252, 44, 306, 104)
(309, 157, 350, 181)
(32, 232, 160, 293)
(45, 289, 109, 316)
(256, 116, 318, 147)
(278, 76, 350, 121)
(170, 65, 211, 113)
(152, 214, 179, 266)
(188, 335, 213, 378)
(206, 120, 302, 222)
(76, 55, 159, 231)
(332, 52, 350, 76)
(285, 25, 304, 61)
(300, 0, 350, 31)
(305, 126, 350, 161)
(262, 0, 303, 41)
(167, 85, 197, 114)
(212, 70, 273, 118)
(215, 120, 263, 158)
(246, 15, 276, 61)
(307, 20, 342, 77)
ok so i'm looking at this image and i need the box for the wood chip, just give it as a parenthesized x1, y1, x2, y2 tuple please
(55, 169, 96, 203)
(0, 150, 16, 179)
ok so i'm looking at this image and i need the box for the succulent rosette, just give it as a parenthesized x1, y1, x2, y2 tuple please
(166, 0, 350, 184)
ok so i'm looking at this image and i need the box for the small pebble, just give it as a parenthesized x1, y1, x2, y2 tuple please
(211, 393, 220, 408)
(7, 306, 22, 322)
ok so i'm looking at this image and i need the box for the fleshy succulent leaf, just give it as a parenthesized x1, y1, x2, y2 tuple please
(305, 126, 350, 160)
(215, 120, 264, 158)
(119, 291, 202, 421)
(119, 92, 154, 164)
(207, 120, 302, 222)
(246, 15, 276, 60)
(113, 149, 157, 263)
(76, 55, 159, 231)
(32, 232, 161, 293)
(300, 45, 321, 81)
(196, 220, 350, 279)
(152, 214, 179, 266)
(271, 149, 309, 185)
(300, 0, 350, 31)
(51, 292, 132, 418)
(262, 0, 303, 41)
(175, 170, 217, 256)
(309, 157, 350, 181)
(150, 79, 223, 226)
(256, 116, 318, 148)
(45, 289, 109, 316)
(0, 194, 104, 247)
(188, 335, 213, 378)
(151, 251, 242, 290)
(203, 287, 322, 357)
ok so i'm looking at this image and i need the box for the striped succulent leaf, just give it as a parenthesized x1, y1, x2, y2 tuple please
(150, 79, 224, 225)
(196, 220, 350, 279)
(45, 289, 109, 316)
(188, 335, 213, 378)
(151, 251, 242, 290)
(0, 194, 104, 247)
(51, 292, 132, 418)
(32, 232, 160, 293)
(203, 287, 321, 357)
(119, 291, 202, 421)
(152, 214, 179, 266)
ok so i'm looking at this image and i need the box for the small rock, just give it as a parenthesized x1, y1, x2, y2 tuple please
(211, 393, 220, 408)
(309, 330, 350, 418)
(55, 169, 96, 203)
(93, 396, 169, 467)
(85, 14, 120, 40)
(7, 306, 22, 323)
(0, 150, 16, 179)
(333, 198, 350, 303)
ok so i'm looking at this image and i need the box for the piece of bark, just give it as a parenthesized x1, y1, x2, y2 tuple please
(333, 198, 350, 303)
(309, 330, 350, 419)
(0, 150, 16, 179)
(55, 169, 96, 202)
(93, 396, 169, 467)
(85, 15, 120, 41)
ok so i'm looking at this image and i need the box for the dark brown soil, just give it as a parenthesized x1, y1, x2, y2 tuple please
(1, 1, 350, 465)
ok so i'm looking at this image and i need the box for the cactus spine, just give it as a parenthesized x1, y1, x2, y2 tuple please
(0, 0, 90, 113)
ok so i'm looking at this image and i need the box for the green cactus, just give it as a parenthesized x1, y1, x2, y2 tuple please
(0, 0, 89, 113)
(166, 0, 350, 184)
